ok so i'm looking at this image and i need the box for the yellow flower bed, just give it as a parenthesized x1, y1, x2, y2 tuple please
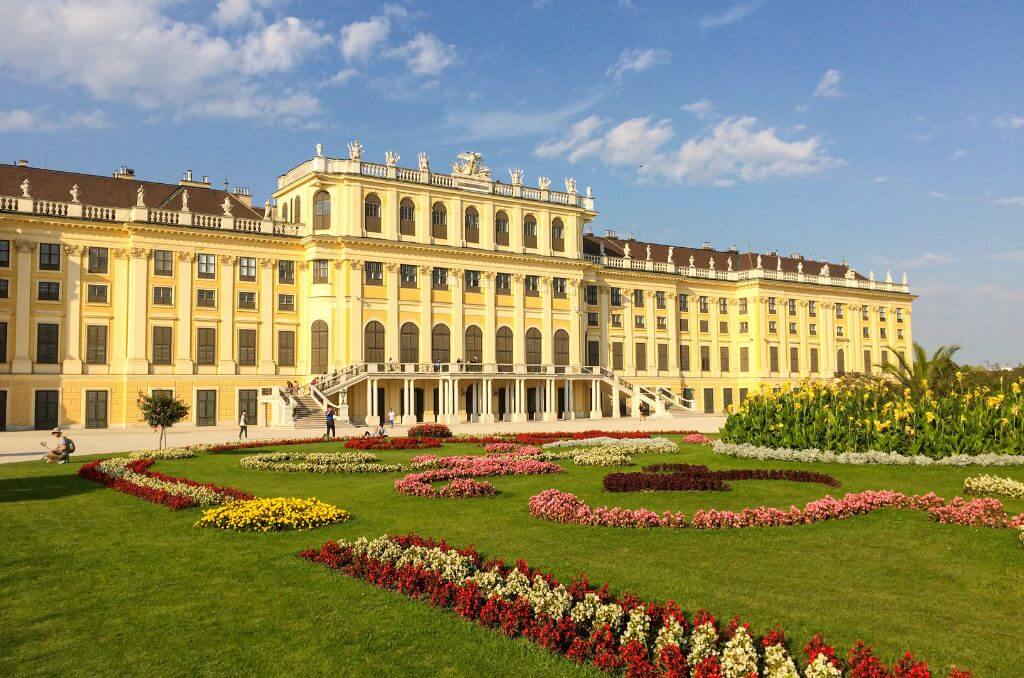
(195, 497, 349, 532)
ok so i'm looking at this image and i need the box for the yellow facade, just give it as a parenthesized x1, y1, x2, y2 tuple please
(0, 149, 912, 429)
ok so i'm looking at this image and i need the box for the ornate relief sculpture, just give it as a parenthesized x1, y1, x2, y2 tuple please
(385, 149, 400, 167)
(452, 152, 491, 179)
(537, 175, 550, 190)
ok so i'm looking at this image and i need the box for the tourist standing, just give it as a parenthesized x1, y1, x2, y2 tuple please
(387, 407, 396, 428)
(325, 405, 336, 439)
(238, 410, 248, 438)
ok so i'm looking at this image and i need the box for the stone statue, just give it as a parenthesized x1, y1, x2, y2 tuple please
(776, 256, 782, 271)
(20, 179, 30, 198)
(599, 243, 606, 256)
(727, 257, 733, 272)
(902, 272, 908, 285)
(315, 143, 324, 157)
(264, 199, 272, 218)
(347, 140, 363, 161)
(136, 185, 145, 207)
(623, 242, 631, 258)
(667, 246, 674, 263)
(565, 177, 577, 194)
(181, 190, 189, 212)
(709, 256, 716, 270)
(418, 152, 429, 172)
(452, 151, 491, 178)
(509, 168, 523, 186)
(845, 267, 856, 280)
(69, 184, 80, 203)
(797, 261, 803, 274)
(821, 263, 829, 277)
(222, 196, 233, 216)
(869, 270, 875, 282)
(586, 186, 593, 198)
(689, 254, 695, 267)
(885, 270, 893, 283)
(756, 254, 763, 269)
(645, 244, 652, 261)
(385, 149, 400, 166)
(537, 175, 550, 190)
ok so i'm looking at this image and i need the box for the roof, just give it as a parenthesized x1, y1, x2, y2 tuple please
(583, 233, 867, 281)
(0, 164, 262, 219)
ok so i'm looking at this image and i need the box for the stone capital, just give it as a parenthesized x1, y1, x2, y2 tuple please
(129, 247, 150, 259)
(221, 254, 238, 265)
(384, 262, 399, 272)
(347, 258, 364, 270)
(176, 251, 196, 263)
(63, 244, 86, 257)
(259, 257, 275, 269)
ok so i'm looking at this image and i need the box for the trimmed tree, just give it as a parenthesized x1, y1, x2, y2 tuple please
(137, 392, 190, 449)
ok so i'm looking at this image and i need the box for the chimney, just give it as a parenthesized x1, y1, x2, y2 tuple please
(113, 165, 135, 179)
(180, 171, 211, 188)
(16, 159, 28, 167)
(231, 186, 252, 208)
(604, 228, 617, 238)
(701, 241, 712, 250)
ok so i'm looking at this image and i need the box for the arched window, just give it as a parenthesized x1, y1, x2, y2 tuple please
(464, 325, 483, 363)
(310, 320, 328, 374)
(364, 194, 382, 233)
(313, 191, 331, 230)
(553, 329, 569, 366)
(526, 327, 542, 371)
(495, 210, 509, 246)
(293, 196, 300, 224)
(523, 215, 538, 248)
(836, 349, 845, 376)
(364, 321, 385, 364)
(496, 326, 513, 371)
(551, 218, 565, 252)
(400, 322, 419, 364)
(281, 202, 289, 222)
(399, 198, 416, 236)
(464, 206, 479, 244)
(431, 324, 450, 365)
(431, 202, 447, 239)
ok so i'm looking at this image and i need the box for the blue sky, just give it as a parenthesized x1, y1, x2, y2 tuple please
(1, 1, 1022, 364)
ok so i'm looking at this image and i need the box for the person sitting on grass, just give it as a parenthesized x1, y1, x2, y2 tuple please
(40, 428, 73, 464)
(376, 424, 388, 437)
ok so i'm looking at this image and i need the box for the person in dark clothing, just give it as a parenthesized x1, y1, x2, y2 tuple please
(325, 406, 336, 439)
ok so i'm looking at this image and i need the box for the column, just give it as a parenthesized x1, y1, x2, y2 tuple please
(480, 378, 494, 424)
(418, 265, 432, 366)
(797, 300, 809, 378)
(850, 304, 864, 372)
(385, 262, 399, 364)
(482, 271, 496, 365)
(450, 267, 464, 361)
(598, 284, 610, 368)
(756, 297, 770, 378)
(512, 274, 525, 365)
(365, 378, 376, 426)
(612, 385, 623, 418)
(333, 260, 346, 369)
(348, 260, 364, 364)
(126, 247, 150, 374)
(174, 252, 195, 373)
(542, 378, 555, 421)
(568, 281, 581, 367)
(62, 245, 85, 373)
(403, 378, 416, 424)
(623, 288, 635, 374)
(709, 297, 721, 378)
(11, 240, 35, 373)
(511, 377, 526, 423)
(668, 291, 680, 377)
(567, 378, 575, 419)
(869, 306, 880, 372)
(109, 249, 129, 373)
(820, 302, 833, 376)
(258, 258, 276, 372)
(217, 255, 236, 373)
(451, 377, 460, 423)
(541, 277, 553, 366)
(589, 380, 602, 419)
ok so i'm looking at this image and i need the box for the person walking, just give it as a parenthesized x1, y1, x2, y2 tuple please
(325, 405, 336, 439)
(238, 410, 248, 438)
(387, 407, 396, 429)
(40, 428, 73, 463)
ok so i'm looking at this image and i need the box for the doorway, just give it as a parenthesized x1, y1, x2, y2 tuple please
(0, 390, 6, 431)
(34, 390, 58, 430)
(238, 389, 258, 426)
(496, 386, 507, 421)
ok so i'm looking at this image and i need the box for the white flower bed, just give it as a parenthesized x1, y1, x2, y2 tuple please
(714, 440, 1024, 467)
(127, 447, 198, 460)
(963, 474, 1024, 499)
(239, 451, 403, 473)
(96, 458, 227, 506)
(542, 436, 678, 454)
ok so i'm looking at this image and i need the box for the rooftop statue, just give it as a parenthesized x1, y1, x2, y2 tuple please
(537, 175, 551, 190)
(452, 151, 491, 179)
(623, 242, 631, 258)
(667, 246, 674, 263)
(315, 143, 324, 157)
(347, 140, 363, 161)
(709, 256, 716, 270)
(509, 168, 523, 186)
(69, 184, 80, 203)
(418, 152, 429, 172)
(727, 257, 733, 271)
(797, 261, 803, 274)
(222, 197, 233, 216)
(136, 185, 145, 208)
(586, 186, 593, 198)
(645, 244, 652, 261)
(565, 177, 577, 194)
(20, 179, 30, 198)
(756, 254, 763, 269)
(385, 149, 400, 167)
(689, 254, 695, 267)
(181, 190, 189, 212)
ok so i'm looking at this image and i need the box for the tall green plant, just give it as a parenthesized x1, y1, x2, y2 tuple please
(137, 392, 189, 449)
(882, 342, 960, 396)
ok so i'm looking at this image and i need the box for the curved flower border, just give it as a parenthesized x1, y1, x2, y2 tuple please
(79, 458, 252, 510)
(963, 474, 1024, 500)
(604, 464, 841, 493)
(713, 440, 1024, 466)
(395, 453, 564, 498)
(239, 451, 403, 474)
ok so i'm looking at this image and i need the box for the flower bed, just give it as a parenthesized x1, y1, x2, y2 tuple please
(682, 433, 713, 445)
(344, 436, 443, 450)
(239, 451, 403, 474)
(713, 441, 1024, 467)
(529, 488, 1024, 534)
(455, 430, 671, 445)
(126, 447, 200, 460)
(540, 437, 679, 454)
(603, 464, 840, 493)
(205, 437, 339, 453)
(195, 497, 348, 531)
(408, 423, 452, 439)
(299, 533, 970, 677)
(395, 454, 563, 498)
(79, 458, 252, 510)
(963, 474, 1024, 500)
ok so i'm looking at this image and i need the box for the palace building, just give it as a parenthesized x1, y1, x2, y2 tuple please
(0, 145, 913, 430)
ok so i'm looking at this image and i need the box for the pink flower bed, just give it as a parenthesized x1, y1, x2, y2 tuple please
(682, 433, 713, 445)
(529, 488, 1024, 535)
(395, 454, 563, 499)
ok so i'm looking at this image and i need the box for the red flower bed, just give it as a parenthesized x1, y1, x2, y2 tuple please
(299, 533, 971, 677)
(395, 454, 563, 498)
(408, 423, 452, 439)
(78, 458, 253, 510)
(344, 437, 443, 450)
(603, 463, 841, 493)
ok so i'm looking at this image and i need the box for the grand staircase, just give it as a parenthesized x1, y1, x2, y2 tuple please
(289, 394, 329, 429)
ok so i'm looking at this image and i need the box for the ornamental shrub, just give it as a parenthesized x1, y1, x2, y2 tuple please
(408, 423, 452, 439)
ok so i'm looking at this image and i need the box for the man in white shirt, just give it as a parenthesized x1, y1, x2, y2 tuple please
(239, 410, 248, 439)
(40, 429, 70, 463)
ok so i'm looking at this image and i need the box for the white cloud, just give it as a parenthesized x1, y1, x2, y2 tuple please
(814, 69, 844, 98)
(607, 48, 671, 80)
(536, 114, 844, 185)
(699, 1, 764, 29)
(450, 93, 601, 141)
(682, 99, 715, 120)
(212, 0, 272, 28)
(929, 191, 948, 199)
(0, 108, 110, 132)
(896, 253, 954, 268)
(241, 17, 330, 75)
(0, 109, 37, 132)
(184, 89, 320, 124)
(994, 195, 1024, 207)
(993, 113, 1024, 129)
(873, 176, 888, 184)
(950, 148, 968, 160)
(324, 67, 359, 87)
(340, 15, 391, 62)
(389, 33, 456, 75)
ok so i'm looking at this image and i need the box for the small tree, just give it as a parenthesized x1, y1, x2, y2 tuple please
(881, 342, 961, 397)
(137, 392, 190, 449)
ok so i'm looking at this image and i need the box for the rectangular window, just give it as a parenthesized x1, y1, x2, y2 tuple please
(790, 346, 799, 373)
(700, 345, 711, 372)
(278, 293, 295, 311)
(85, 390, 108, 429)
(365, 261, 383, 284)
(718, 298, 728, 314)
(152, 286, 173, 305)
(635, 343, 647, 371)
(238, 329, 256, 366)
(739, 321, 749, 333)
(39, 243, 61, 271)
(719, 321, 728, 333)
(85, 325, 107, 364)
(196, 328, 216, 365)
(552, 277, 567, 298)
(238, 291, 256, 310)
(153, 250, 173, 276)
(678, 295, 688, 312)
(634, 315, 645, 329)
(88, 247, 108, 274)
(432, 267, 448, 290)
(278, 259, 295, 284)
(612, 342, 623, 370)
(0, 321, 7, 362)
(38, 281, 60, 301)
(768, 321, 777, 333)
(633, 289, 644, 307)
(610, 287, 622, 306)
(278, 330, 295, 366)
(657, 316, 667, 330)
(657, 344, 668, 371)
(739, 388, 748, 403)
(789, 322, 797, 335)
(0, 279, 7, 298)
(896, 308, 904, 323)
(585, 285, 598, 305)
(525, 275, 539, 296)
(699, 296, 709, 313)
(809, 323, 817, 335)
(897, 328, 904, 340)
(879, 308, 887, 321)
(465, 270, 481, 291)
(196, 390, 217, 426)
(152, 326, 172, 364)
(769, 346, 779, 372)
(0, 240, 8, 267)
(400, 264, 418, 287)
(864, 350, 872, 373)
(656, 291, 666, 309)
(679, 318, 689, 332)
(881, 349, 889, 366)
(738, 298, 748, 314)
(399, 202, 415, 223)
(837, 326, 844, 337)
(198, 253, 216, 279)
(768, 298, 777, 314)
(87, 283, 107, 304)
(720, 346, 730, 372)
(699, 320, 709, 333)
(810, 348, 819, 373)
(197, 289, 216, 308)
(703, 388, 714, 414)
(238, 256, 256, 281)
(862, 326, 870, 339)
(679, 344, 690, 371)
(37, 323, 59, 363)
(809, 301, 817, 317)
(610, 313, 622, 327)
(740, 346, 749, 372)
(313, 259, 329, 284)
(788, 299, 796, 316)
(723, 388, 734, 412)
(862, 307, 869, 321)
(836, 303, 844, 318)
(587, 312, 599, 327)
(880, 327, 887, 339)
(495, 272, 511, 294)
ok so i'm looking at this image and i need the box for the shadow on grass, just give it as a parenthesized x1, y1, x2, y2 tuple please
(0, 469, 100, 503)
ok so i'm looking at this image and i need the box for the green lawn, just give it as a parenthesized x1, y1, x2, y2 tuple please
(2, 436, 1022, 677)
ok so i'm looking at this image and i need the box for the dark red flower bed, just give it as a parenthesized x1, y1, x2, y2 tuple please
(604, 463, 841, 493)
(344, 437, 443, 450)
(408, 423, 453, 439)
(78, 458, 253, 510)
(459, 430, 698, 445)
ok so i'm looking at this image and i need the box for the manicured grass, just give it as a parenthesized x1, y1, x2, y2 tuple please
(2, 437, 1023, 676)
